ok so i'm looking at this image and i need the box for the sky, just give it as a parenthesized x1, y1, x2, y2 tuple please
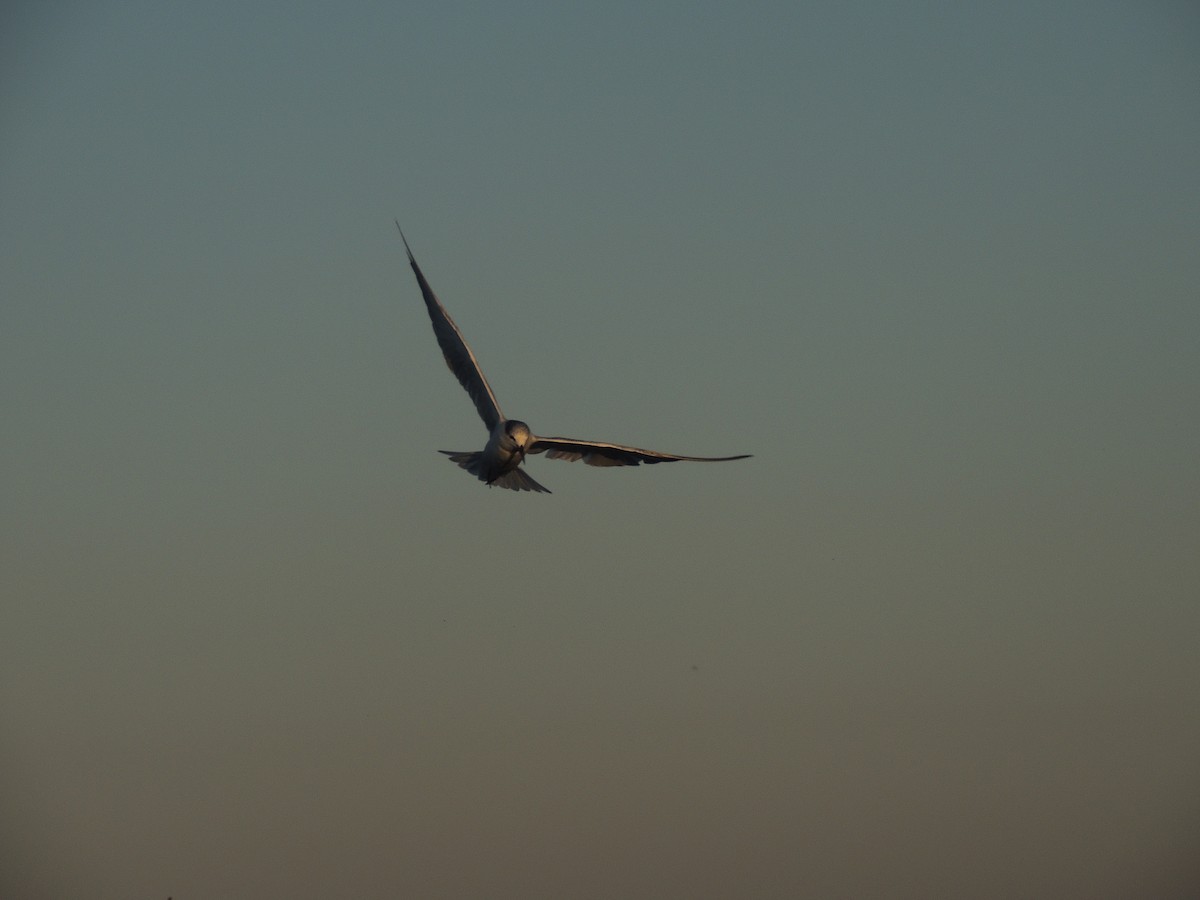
(2, 2, 1199, 897)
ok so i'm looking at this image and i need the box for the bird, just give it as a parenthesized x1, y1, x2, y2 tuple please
(397, 223, 751, 493)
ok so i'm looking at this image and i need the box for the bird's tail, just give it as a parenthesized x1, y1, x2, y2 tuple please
(490, 466, 551, 493)
(438, 451, 551, 493)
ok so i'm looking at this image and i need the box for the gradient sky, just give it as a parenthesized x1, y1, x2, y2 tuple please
(3, 3, 1199, 897)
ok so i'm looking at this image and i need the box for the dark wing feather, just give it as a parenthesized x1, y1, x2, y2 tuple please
(398, 224, 503, 431)
(529, 436, 751, 468)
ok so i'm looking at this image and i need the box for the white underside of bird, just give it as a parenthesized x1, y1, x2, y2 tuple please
(398, 224, 750, 493)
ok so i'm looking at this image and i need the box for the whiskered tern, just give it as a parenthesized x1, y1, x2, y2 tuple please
(398, 224, 751, 493)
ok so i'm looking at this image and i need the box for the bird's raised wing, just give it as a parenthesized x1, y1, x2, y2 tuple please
(398, 224, 503, 432)
(529, 436, 751, 468)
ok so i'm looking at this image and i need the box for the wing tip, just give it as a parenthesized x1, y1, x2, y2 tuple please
(394, 220, 415, 264)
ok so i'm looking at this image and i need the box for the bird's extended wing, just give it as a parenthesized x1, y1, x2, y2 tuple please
(397, 224, 503, 432)
(529, 437, 751, 468)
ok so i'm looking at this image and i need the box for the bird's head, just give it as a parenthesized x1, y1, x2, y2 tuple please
(505, 420, 531, 446)
(504, 420, 532, 457)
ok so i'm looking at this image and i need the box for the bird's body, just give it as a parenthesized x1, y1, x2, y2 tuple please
(440, 419, 545, 493)
(398, 224, 750, 493)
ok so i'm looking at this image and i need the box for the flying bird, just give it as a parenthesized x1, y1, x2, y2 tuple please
(398, 224, 751, 493)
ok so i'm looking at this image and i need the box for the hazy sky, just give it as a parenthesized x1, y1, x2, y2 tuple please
(3, 3, 1198, 897)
